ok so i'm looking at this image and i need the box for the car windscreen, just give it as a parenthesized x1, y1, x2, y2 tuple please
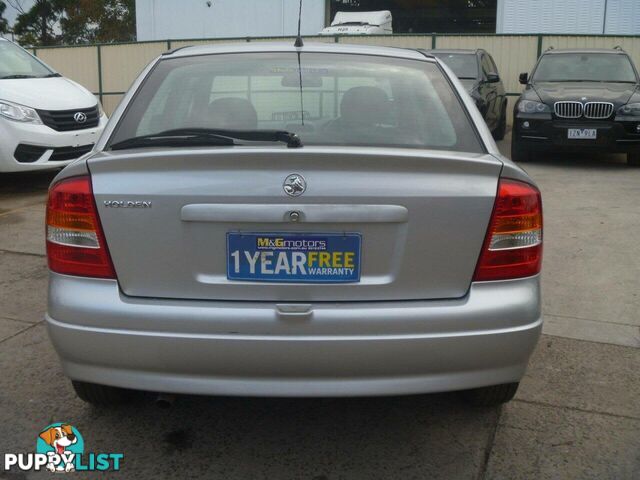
(109, 52, 483, 153)
(532, 53, 638, 83)
(431, 53, 478, 80)
(0, 41, 53, 78)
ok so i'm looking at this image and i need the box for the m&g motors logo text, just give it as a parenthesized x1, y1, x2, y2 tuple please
(257, 237, 327, 251)
(2, 423, 123, 473)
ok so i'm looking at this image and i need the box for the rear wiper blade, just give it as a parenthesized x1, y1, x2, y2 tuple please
(541, 79, 608, 83)
(181, 128, 303, 148)
(548, 79, 637, 83)
(109, 128, 303, 151)
(0, 74, 37, 79)
(109, 129, 238, 151)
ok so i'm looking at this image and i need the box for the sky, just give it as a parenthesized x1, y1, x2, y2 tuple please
(4, 0, 35, 27)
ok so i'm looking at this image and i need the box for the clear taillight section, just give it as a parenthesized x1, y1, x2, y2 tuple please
(46, 176, 116, 279)
(473, 178, 543, 282)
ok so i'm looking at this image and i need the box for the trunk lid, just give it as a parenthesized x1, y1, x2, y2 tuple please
(89, 146, 502, 302)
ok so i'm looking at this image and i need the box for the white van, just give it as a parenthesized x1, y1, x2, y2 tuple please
(0, 38, 107, 172)
(319, 11, 393, 36)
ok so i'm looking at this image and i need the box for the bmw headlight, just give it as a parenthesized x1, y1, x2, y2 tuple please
(0, 100, 42, 124)
(517, 100, 550, 114)
(617, 103, 640, 116)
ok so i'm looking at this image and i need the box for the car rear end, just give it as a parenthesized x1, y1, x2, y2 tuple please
(45, 44, 542, 403)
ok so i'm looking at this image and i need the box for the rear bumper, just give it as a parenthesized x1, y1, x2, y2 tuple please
(46, 273, 542, 397)
(512, 115, 640, 154)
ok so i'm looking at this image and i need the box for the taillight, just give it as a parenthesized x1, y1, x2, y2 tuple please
(473, 178, 542, 281)
(46, 176, 116, 279)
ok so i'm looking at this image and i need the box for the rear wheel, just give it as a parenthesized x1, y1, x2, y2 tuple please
(493, 103, 507, 141)
(627, 152, 640, 166)
(462, 382, 519, 406)
(72, 381, 136, 407)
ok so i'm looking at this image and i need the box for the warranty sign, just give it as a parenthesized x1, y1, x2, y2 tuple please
(227, 232, 361, 283)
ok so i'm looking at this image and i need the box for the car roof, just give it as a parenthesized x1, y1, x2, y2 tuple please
(543, 47, 628, 55)
(163, 41, 434, 62)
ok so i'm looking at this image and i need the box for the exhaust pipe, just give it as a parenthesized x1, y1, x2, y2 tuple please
(155, 393, 176, 409)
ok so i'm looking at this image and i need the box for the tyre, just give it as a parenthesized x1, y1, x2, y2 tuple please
(462, 382, 519, 406)
(493, 103, 507, 141)
(627, 152, 640, 167)
(72, 381, 135, 407)
(510, 138, 531, 163)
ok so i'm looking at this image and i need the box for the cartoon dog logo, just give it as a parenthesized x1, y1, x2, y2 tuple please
(38, 424, 78, 472)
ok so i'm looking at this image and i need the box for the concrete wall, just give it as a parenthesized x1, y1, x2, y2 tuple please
(31, 34, 640, 118)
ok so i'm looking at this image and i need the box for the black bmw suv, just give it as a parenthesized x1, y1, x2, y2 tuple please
(512, 47, 640, 166)
(430, 49, 508, 140)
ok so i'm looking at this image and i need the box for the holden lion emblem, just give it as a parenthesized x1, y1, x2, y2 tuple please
(283, 174, 306, 197)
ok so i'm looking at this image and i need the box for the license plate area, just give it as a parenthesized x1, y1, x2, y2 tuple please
(568, 128, 597, 139)
(227, 232, 361, 283)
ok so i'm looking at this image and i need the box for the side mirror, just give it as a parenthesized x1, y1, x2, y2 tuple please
(519, 72, 529, 85)
(486, 72, 500, 83)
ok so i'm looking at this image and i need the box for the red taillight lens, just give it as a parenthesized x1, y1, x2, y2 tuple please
(473, 178, 543, 282)
(46, 176, 116, 279)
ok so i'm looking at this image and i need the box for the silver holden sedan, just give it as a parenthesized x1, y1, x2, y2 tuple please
(45, 42, 543, 407)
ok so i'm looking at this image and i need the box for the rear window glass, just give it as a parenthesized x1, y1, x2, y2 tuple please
(432, 53, 478, 80)
(110, 52, 483, 153)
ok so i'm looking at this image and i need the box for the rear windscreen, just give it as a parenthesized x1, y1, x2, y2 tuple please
(109, 52, 484, 153)
(432, 53, 478, 80)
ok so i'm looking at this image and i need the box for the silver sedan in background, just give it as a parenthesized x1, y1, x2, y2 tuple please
(45, 42, 543, 407)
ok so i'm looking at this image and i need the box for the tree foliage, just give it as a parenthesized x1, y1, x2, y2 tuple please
(0, 1, 8, 34)
(13, 0, 135, 46)
(61, 0, 136, 44)
(13, 0, 67, 46)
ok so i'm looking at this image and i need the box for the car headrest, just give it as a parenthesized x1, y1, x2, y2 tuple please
(207, 97, 258, 130)
(340, 86, 390, 125)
